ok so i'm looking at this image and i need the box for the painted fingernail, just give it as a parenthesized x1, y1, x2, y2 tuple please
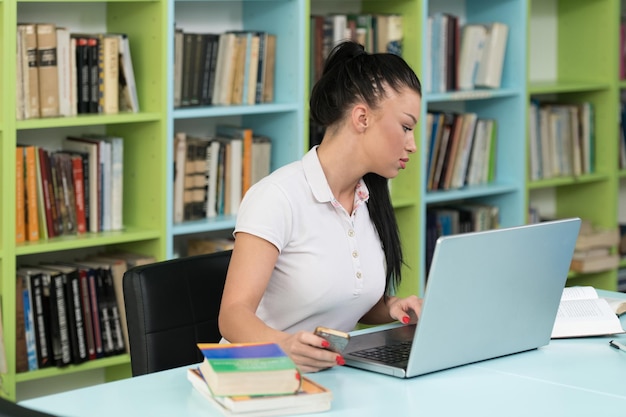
(321, 340, 330, 348)
(336, 355, 345, 366)
(401, 316, 410, 324)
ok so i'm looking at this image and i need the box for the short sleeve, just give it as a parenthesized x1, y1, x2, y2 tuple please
(234, 178, 293, 252)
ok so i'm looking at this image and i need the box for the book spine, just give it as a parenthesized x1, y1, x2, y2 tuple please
(23, 278, 38, 370)
(95, 269, 114, 355)
(78, 270, 97, 360)
(71, 155, 88, 234)
(65, 272, 88, 363)
(16, 147, 26, 243)
(88, 270, 104, 358)
(15, 275, 29, 372)
(36, 23, 59, 117)
(74, 36, 90, 114)
(99, 35, 119, 114)
(29, 274, 51, 368)
(87, 37, 99, 113)
(103, 269, 124, 353)
(21, 24, 41, 119)
(53, 273, 72, 366)
(24, 146, 40, 241)
(38, 147, 56, 238)
(108, 138, 123, 231)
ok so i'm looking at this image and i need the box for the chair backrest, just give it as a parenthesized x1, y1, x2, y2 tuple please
(123, 250, 232, 376)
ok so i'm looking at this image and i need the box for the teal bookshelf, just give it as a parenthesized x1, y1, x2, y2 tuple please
(165, 0, 307, 259)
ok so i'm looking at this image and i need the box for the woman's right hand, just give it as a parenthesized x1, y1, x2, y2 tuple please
(278, 331, 345, 373)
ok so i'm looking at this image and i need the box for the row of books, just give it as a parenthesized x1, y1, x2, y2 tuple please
(425, 111, 497, 192)
(426, 13, 509, 93)
(16, 23, 139, 120)
(310, 13, 403, 84)
(528, 101, 595, 181)
(173, 126, 271, 223)
(16, 135, 123, 243)
(173, 30, 276, 108)
(425, 204, 500, 276)
(15, 251, 155, 373)
(188, 342, 331, 416)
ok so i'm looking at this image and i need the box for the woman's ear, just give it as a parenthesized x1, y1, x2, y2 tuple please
(352, 103, 369, 133)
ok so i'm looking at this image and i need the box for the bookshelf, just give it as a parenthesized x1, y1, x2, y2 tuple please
(1, 0, 167, 401)
(527, 0, 619, 290)
(418, 0, 527, 294)
(165, 0, 307, 259)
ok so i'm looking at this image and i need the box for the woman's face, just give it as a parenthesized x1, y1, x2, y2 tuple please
(364, 87, 421, 179)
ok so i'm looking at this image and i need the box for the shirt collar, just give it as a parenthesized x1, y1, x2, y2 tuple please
(302, 146, 370, 205)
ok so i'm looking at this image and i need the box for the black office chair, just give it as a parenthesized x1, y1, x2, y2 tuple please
(123, 250, 232, 376)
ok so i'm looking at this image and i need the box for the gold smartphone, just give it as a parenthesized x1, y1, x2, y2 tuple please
(314, 326, 350, 353)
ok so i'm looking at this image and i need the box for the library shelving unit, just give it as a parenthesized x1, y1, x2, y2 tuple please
(527, 0, 619, 290)
(419, 0, 528, 293)
(165, 0, 307, 259)
(0, 0, 168, 401)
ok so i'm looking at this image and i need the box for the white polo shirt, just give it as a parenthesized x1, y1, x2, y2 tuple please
(234, 146, 386, 334)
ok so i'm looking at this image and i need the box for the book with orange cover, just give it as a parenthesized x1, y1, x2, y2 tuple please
(16, 147, 26, 243)
(24, 146, 40, 241)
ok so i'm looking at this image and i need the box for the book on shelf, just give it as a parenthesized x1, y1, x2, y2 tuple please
(173, 132, 187, 223)
(552, 286, 626, 338)
(18, 23, 41, 119)
(187, 367, 332, 417)
(260, 33, 276, 103)
(196, 342, 302, 397)
(36, 23, 60, 117)
(173, 28, 184, 107)
(457, 24, 487, 91)
(21, 268, 53, 369)
(15, 272, 36, 372)
(97, 33, 120, 114)
(474, 22, 509, 89)
(16, 147, 26, 243)
(56, 26, 74, 117)
(63, 138, 99, 233)
(117, 33, 139, 113)
(24, 146, 40, 242)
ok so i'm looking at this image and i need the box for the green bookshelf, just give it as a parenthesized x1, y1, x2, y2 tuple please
(527, 0, 619, 290)
(0, 0, 168, 401)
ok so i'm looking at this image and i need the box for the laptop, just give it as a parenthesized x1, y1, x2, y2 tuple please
(343, 218, 582, 378)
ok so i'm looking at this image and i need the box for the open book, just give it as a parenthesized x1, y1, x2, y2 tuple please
(551, 286, 626, 338)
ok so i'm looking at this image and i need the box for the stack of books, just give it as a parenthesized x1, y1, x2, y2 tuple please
(570, 220, 620, 274)
(188, 342, 332, 416)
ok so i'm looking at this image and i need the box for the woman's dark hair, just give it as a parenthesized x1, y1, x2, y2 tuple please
(310, 41, 422, 296)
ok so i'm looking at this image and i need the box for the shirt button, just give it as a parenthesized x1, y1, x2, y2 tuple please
(352, 251, 358, 258)
(348, 229, 355, 237)
(356, 272, 362, 279)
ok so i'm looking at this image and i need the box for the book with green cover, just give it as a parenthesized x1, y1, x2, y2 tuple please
(197, 342, 301, 397)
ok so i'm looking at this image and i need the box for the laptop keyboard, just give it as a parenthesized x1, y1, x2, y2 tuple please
(349, 340, 412, 364)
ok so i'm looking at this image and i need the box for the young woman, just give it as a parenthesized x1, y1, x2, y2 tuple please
(218, 40, 423, 373)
